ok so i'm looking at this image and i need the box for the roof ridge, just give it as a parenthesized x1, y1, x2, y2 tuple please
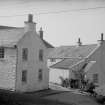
(0, 25, 23, 29)
(49, 44, 98, 59)
(60, 44, 97, 47)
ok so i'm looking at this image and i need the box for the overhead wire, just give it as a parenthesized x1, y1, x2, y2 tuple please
(0, 6, 104, 18)
(38, 6, 105, 15)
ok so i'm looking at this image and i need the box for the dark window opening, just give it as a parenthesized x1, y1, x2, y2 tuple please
(50, 58, 56, 62)
(0, 47, 4, 58)
(22, 70, 27, 83)
(38, 69, 43, 81)
(93, 74, 98, 83)
(39, 49, 43, 61)
(22, 48, 28, 61)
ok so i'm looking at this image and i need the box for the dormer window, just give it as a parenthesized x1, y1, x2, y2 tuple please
(0, 47, 4, 58)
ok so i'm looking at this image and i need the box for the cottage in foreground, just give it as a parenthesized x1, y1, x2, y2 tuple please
(0, 14, 53, 92)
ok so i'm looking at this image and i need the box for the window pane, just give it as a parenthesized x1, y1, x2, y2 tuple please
(93, 74, 98, 83)
(38, 69, 43, 81)
(22, 70, 27, 83)
(22, 48, 28, 61)
(0, 47, 4, 58)
(39, 49, 43, 61)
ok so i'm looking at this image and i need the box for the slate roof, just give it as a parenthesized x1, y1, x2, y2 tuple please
(0, 25, 53, 48)
(0, 27, 24, 47)
(48, 44, 98, 59)
(49, 44, 100, 70)
(50, 58, 83, 69)
(0, 25, 22, 29)
(42, 39, 54, 48)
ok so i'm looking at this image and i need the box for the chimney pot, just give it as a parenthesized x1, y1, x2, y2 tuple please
(101, 33, 104, 41)
(98, 33, 104, 45)
(77, 38, 82, 46)
(24, 14, 36, 32)
(39, 27, 43, 39)
(28, 14, 33, 22)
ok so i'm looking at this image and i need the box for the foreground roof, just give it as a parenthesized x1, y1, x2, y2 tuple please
(49, 44, 100, 70)
(48, 44, 98, 58)
(50, 58, 83, 69)
(0, 25, 53, 48)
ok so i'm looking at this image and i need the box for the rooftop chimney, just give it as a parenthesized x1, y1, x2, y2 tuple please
(101, 33, 104, 41)
(24, 14, 36, 32)
(77, 38, 82, 46)
(39, 27, 43, 40)
(98, 33, 104, 45)
(28, 14, 33, 22)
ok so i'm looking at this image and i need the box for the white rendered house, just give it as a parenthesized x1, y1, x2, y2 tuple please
(0, 14, 52, 92)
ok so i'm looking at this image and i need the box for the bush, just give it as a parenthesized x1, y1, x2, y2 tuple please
(95, 95, 105, 104)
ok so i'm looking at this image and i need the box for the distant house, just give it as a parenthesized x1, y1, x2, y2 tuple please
(0, 14, 53, 92)
(49, 35, 105, 87)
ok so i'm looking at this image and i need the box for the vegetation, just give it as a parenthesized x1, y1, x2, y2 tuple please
(59, 76, 97, 96)
(95, 95, 105, 104)
(59, 77, 79, 88)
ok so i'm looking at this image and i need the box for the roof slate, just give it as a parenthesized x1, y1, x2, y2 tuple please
(49, 44, 100, 70)
(42, 39, 54, 48)
(48, 44, 98, 58)
(50, 58, 83, 69)
(0, 25, 53, 48)
(0, 28, 24, 47)
(0, 26, 22, 29)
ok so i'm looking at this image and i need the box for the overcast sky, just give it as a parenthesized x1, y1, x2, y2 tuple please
(0, 0, 105, 46)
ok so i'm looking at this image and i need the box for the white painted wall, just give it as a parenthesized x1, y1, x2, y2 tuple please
(49, 68, 69, 85)
(0, 48, 16, 90)
(16, 31, 49, 92)
(47, 58, 63, 67)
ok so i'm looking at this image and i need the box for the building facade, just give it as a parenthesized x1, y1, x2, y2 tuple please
(0, 14, 52, 92)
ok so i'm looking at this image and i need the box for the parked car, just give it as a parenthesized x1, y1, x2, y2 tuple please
(94, 85, 105, 103)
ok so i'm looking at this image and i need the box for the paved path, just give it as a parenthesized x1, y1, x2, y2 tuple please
(0, 83, 100, 105)
(44, 91, 100, 105)
(45, 83, 100, 105)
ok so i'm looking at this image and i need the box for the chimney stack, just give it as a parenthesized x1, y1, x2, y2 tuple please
(24, 14, 36, 32)
(98, 33, 104, 45)
(28, 14, 33, 22)
(39, 27, 43, 40)
(77, 38, 82, 46)
(101, 33, 104, 41)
